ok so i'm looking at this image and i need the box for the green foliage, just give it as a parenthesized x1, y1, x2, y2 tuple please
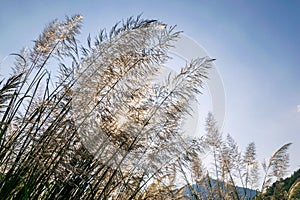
(262, 169, 300, 199)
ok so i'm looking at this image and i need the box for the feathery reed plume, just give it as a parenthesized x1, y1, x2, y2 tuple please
(261, 143, 292, 194)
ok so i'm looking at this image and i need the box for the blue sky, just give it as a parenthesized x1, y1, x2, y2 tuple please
(1, 0, 299, 174)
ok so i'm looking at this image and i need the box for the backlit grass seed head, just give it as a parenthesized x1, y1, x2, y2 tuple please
(31, 15, 83, 66)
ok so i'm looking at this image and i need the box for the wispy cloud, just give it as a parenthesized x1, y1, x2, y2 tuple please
(297, 105, 300, 112)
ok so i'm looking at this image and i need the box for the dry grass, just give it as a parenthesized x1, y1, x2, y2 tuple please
(0, 15, 292, 200)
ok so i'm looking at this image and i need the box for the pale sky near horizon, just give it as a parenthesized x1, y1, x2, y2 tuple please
(0, 0, 299, 176)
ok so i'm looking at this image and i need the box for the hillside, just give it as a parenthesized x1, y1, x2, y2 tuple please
(262, 168, 300, 199)
(184, 179, 258, 199)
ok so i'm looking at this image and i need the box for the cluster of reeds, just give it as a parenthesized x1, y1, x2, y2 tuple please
(165, 113, 293, 200)
(0, 15, 294, 200)
(0, 15, 214, 199)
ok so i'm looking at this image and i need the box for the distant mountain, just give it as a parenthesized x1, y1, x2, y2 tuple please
(184, 179, 258, 200)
